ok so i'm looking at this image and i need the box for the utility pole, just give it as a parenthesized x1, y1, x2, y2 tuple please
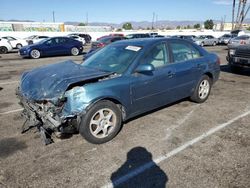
(232, 0, 236, 30)
(86, 12, 88, 25)
(152, 12, 155, 30)
(52, 11, 55, 23)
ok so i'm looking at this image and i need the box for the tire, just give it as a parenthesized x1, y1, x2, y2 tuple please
(190, 75, 212, 103)
(229, 64, 241, 73)
(0, 46, 8, 54)
(79, 100, 122, 144)
(16, 43, 23, 49)
(30, 49, 41, 59)
(213, 41, 217, 46)
(71, 47, 80, 56)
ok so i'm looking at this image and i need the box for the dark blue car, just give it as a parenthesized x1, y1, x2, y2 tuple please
(17, 38, 220, 145)
(19, 36, 83, 59)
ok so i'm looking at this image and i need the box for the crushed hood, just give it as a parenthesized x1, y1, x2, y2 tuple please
(20, 60, 112, 101)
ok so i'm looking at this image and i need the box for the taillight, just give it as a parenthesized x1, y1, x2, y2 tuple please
(217, 58, 221, 65)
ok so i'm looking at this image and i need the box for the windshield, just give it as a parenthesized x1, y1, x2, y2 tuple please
(82, 44, 142, 74)
(197, 36, 206, 39)
(37, 38, 50, 44)
(98, 37, 113, 43)
(234, 35, 250, 40)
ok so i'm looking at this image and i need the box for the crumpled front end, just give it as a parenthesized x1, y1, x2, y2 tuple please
(16, 87, 77, 145)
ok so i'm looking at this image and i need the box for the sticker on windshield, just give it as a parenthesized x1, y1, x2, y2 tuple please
(125, 46, 141, 52)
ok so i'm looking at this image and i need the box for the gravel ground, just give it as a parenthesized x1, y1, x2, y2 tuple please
(0, 45, 249, 188)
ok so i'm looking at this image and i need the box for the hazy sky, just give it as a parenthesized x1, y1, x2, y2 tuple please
(0, 0, 245, 23)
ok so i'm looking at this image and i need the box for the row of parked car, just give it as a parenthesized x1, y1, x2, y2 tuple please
(0, 33, 92, 55)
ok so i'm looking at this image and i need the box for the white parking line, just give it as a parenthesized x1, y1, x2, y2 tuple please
(102, 110, 250, 188)
(0, 108, 23, 115)
(0, 80, 19, 85)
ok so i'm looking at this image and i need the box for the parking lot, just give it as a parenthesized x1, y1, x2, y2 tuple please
(0, 45, 249, 188)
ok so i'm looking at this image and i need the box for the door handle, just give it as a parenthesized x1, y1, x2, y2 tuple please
(167, 71, 175, 78)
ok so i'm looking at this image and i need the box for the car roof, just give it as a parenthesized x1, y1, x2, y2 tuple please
(112, 38, 188, 48)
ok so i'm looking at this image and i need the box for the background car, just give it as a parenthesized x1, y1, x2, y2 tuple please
(194, 35, 218, 46)
(2, 36, 28, 49)
(88, 36, 126, 53)
(68, 33, 92, 43)
(171, 35, 196, 42)
(227, 44, 250, 72)
(0, 38, 13, 54)
(68, 35, 86, 45)
(97, 33, 124, 41)
(17, 38, 220, 144)
(19, 36, 83, 59)
(227, 35, 250, 49)
(218, 34, 237, 45)
(25, 35, 49, 45)
(126, 33, 151, 39)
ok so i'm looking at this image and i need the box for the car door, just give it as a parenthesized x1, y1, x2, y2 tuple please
(168, 40, 204, 100)
(130, 43, 176, 115)
(44, 38, 68, 56)
(40, 38, 58, 56)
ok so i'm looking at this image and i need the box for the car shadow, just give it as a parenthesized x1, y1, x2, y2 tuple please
(124, 98, 188, 125)
(220, 64, 250, 76)
(110, 146, 168, 188)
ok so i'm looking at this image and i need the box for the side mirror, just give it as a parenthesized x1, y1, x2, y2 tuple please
(135, 64, 155, 73)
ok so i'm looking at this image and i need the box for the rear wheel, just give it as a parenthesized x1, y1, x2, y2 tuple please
(71, 47, 80, 56)
(190, 75, 211, 103)
(229, 64, 241, 73)
(79, 100, 122, 144)
(30, 49, 41, 59)
(0, 46, 8, 54)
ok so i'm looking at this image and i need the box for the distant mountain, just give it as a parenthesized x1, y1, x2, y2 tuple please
(2, 19, 250, 29)
(65, 20, 203, 29)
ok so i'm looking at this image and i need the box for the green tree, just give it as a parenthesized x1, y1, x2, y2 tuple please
(122, 22, 133, 30)
(187, 25, 191, 29)
(78, 23, 86, 26)
(194, 23, 201, 29)
(204, 19, 214, 29)
(176, 25, 181, 29)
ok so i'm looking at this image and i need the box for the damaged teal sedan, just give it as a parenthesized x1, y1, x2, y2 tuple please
(17, 38, 220, 145)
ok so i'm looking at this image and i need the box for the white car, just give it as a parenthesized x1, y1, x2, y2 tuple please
(0, 38, 13, 54)
(2, 36, 28, 49)
(25, 35, 49, 44)
(68, 35, 86, 45)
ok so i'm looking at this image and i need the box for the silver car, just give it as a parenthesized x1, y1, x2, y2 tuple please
(194, 35, 218, 46)
(227, 35, 250, 49)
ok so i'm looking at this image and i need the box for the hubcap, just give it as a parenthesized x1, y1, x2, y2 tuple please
(31, 50, 40, 58)
(90, 108, 116, 138)
(72, 48, 79, 55)
(198, 80, 210, 99)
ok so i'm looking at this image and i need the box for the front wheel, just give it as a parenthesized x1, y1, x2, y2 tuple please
(71, 47, 80, 56)
(16, 43, 23, 49)
(0, 46, 8, 54)
(190, 75, 212, 103)
(30, 49, 41, 59)
(79, 100, 122, 144)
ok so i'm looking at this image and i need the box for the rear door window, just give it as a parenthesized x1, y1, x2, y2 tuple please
(170, 42, 201, 63)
